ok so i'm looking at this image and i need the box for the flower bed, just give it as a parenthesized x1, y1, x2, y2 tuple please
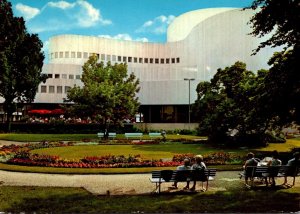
(173, 152, 243, 165)
(0, 142, 244, 168)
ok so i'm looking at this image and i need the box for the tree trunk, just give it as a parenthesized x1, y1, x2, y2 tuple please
(103, 118, 109, 140)
(5, 107, 13, 133)
(4, 100, 15, 133)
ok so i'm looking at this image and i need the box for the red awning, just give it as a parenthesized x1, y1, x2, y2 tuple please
(28, 109, 52, 115)
(51, 109, 65, 115)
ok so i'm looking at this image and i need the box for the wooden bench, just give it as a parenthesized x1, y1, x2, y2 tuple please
(97, 132, 117, 139)
(240, 165, 299, 187)
(125, 133, 143, 140)
(150, 169, 217, 193)
(148, 132, 162, 139)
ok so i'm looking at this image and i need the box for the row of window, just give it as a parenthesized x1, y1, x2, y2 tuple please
(46, 74, 81, 80)
(50, 52, 180, 64)
(38, 85, 71, 94)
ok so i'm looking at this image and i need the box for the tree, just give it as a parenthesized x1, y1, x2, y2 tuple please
(256, 50, 300, 126)
(193, 62, 275, 146)
(248, 0, 300, 53)
(66, 55, 140, 138)
(0, 0, 46, 131)
(248, 0, 300, 128)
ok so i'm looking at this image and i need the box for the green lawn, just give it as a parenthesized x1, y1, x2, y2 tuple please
(0, 185, 299, 213)
(0, 133, 203, 142)
(255, 138, 300, 152)
(32, 143, 241, 161)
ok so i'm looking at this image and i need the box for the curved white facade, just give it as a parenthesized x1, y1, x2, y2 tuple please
(34, 8, 279, 113)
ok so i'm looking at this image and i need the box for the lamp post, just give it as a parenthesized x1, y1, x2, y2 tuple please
(184, 78, 195, 123)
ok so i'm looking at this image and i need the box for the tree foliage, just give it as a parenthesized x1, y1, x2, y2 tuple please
(0, 0, 46, 131)
(248, 0, 300, 127)
(248, 0, 300, 53)
(66, 55, 140, 133)
(257, 49, 300, 126)
(193, 62, 280, 146)
(193, 0, 300, 146)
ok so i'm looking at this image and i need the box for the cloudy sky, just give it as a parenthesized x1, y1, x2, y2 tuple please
(10, 0, 253, 62)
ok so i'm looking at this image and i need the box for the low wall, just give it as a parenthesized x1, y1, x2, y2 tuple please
(134, 123, 198, 131)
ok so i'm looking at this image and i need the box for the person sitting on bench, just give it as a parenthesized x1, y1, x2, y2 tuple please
(242, 152, 259, 186)
(172, 158, 191, 189)
(263, 150, 282, 186)
(283, 152, 300, 186)
(190, 155, 207, 191)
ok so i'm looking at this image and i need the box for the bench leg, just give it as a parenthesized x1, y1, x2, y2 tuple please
(292, 177, 295, 186)
(152, 182, 162, 194)
(205, 180, 208, 191)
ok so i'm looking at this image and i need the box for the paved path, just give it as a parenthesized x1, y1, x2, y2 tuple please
(0, 140, 25, 147)
(0, 170, 244, 195)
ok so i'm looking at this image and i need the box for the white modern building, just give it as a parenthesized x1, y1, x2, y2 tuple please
(31, 8, 278, 123)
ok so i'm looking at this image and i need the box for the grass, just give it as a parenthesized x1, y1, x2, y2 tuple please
(0, 184, 299, 213)
(0, 133, 98, 142)
(255, 138, 300, 152)
(32, 143, 242, 161)
(0, 133, 203, 142)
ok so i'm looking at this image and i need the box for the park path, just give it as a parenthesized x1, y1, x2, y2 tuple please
(0, 140, 25, 146)
(0, 170, 244, 195)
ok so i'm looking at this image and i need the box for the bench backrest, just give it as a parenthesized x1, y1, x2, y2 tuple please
(97, 133, 104, 137)
(108, 132, 117, 137)
(125, 133, 143, 137)
(151, 170, 173, 182)
(245, 165, 299, 177)
(151, 169, 216, 182)
(97, 132, 116, 137)
(171, 170, 192, 182)
(149, 133, 162, 136)
(279, 165, 299, 176)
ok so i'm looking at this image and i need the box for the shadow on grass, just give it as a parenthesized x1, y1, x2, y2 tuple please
(1, 186, 299, 213)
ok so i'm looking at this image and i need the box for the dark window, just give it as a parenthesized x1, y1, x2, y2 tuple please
(57, 86, 62, 94)
(172, 58, 175, 63)
(150, 58, 153, 64)
(176, 57, 180, 63)
(128, 57, 132, 63)
(41, 86, 47, 93)
(49, 86, 55, 93)
(144, 58, 148, 63)
(55, 74, 60, 79)
(47, 74, 53, 78)
(166, 58, 170, 64)
(155, 58, 159, 64)
(139, 58, 143, 63)
(161, 58, 164, 64)
(65, 86, 71, 93)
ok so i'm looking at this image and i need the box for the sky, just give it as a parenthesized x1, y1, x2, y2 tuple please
(10, 0, 254, 62)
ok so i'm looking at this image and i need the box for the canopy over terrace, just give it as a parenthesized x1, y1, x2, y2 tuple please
(28, 109, 64, 115)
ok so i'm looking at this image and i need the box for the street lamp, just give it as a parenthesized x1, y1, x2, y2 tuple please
(184, 78, 195, 123)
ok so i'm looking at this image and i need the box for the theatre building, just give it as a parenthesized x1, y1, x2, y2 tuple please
(1, 8, 279, 124)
